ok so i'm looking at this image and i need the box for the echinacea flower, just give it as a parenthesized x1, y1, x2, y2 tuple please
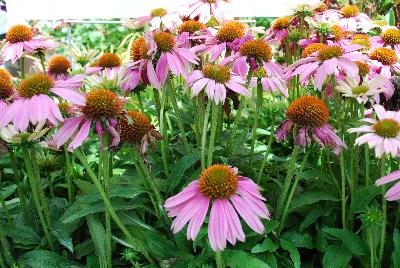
(86, 52, 122, 76)
(376, 170, 400, 201)
(0, 73, 85, 131)
(187, 0, 229, 23)
(336, 75, 389, 104)
(128, 31, 198, 89)
(348, 104, 400, 158)
(0, 69, 15, 110)
(1, 25, 57, 63)
(222, 37, 288, 97)
(286, 44, 367, 90)
(51, 88, 125, 150)
(369, 47, 400, 79)
(337, 5, 372, 32)
(276, 96, 346, 154)
(178, 20, 206, 35)
(47, 55, 72, 80)
(0, 121, 48, 144)
(69, 42, 99, 67)
(128, 8, 179, 29)
(192, 21, 246, 61)
(164, 164, 270, 251)
(120, 110, 162, 155)
(371, 28, 400, 56)
(186, 64, 249, 103)
(264, 17, 291, 42)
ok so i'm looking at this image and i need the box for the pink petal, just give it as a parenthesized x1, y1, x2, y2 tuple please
(68, 118, 92, 149)
(231, 194, 264, 234)
(156, 53, 169, 86)
(376, 170, 400, 186)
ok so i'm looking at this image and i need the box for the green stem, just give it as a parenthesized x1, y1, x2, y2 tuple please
(207, 102, 219, 166)
(9, 150, 29, 223)
(201, 101, 212, 170)
(340, 151, 346, 230)
(64, 146, 74, 203)
(136, 93, 145, 113)
(169, 85, 191, 153)
(277, 146, 301, 218)
(215, 251, 223, 268)
(159, 88, 169, 175)
(20, 56, 25, 79)
(226, 97, 245, 154)
(369, 227, 375, 268)
(193, 98, 201, 148)
(153, 89, 161, 118)
(0, 174, 12, 224)
(74, 149, 155, 264)
(0, 221, 15, 266)
(365, 144, 370, 185)
(100, 146, 112, 268)
(47, 172, 55, 198)
(22, 148, 54, 251)
(257, 117, 275, 184)
(378, 155, 387, 264)
(278, 149, 310, 233)
(39, 53, 46, 72)
(249, 83, 263, 167)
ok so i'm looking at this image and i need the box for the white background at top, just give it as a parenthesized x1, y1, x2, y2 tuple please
(7, 0, 320, 21)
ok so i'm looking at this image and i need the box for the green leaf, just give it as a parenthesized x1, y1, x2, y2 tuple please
(251, 237, 278, 253)
(392, 229, 400, 268)
(18, 250, 81, 268)
(223, 249, 270, 268)
(4, 224, 40, 245)
(322, 227, 367, 256)
(1, 184, 17, 199)
(280, 239, 301, 268)
(74, 179, 96, 195)
(350, 186, 380, 213)
(52, 222, 73, 253)
(167, 151, 200, 192)
(289, 191, 338, 212)
(86, 215, 107, 265)
(281, 232, 313, 249)
(323, 242, 352, 268)
(299, 207, 332, 232)
(265, 254, 277, 268)
(78, 184, 146, 204)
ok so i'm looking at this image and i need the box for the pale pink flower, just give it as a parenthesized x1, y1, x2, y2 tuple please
(285, 44, 367, 90)
(127, 31, 198, 90)
(369, 47, 400, 79)
(164, 164, 270, 252)
(186, 64, 249, 103)
(187, 0, 229, 23)
(1, 25, 58, 64)
(0, 74, 85, 131)
(51, 88, 125, 150)
(86, 52, 122, 76)
(376, 170, 400, 201)
(276, 95, 346, 155)
(369, 28, 400, 56)
(264, 17, 291, 42)
(336, 5, 372, 32)
(348, 104, 400, 158)
(127, 8, 179, 30)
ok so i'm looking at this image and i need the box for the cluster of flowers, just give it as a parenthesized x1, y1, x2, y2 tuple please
(1, 0, 400, 253)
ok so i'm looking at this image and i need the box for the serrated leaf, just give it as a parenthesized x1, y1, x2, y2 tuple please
(86, 215, 106, 265)
(167, 151, 200, 192)
(322, 227, 367, 256)
(280, 239, 301, 268)
(223, 249, 270, 268)
(289, 191, 338, 212)
(18, 250, 81, 268)
(4, 224, 40, 245)
(350, 186, 380, 213)
(52, 222, 73, 253)
(251, 237, 278, 253)
(299, 207, 332, 232)
(1, 184, 17, 199)
(78, 184, 146, 204)
(323, 242, 351, 268)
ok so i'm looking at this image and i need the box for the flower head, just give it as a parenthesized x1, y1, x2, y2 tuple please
(178, 20, 206, 34)
(164, 164, 270, 251)
(348, 105, 400, 157)
(276, 96, 346, 154)
(0, 69, 14, 100)
(86, 52, 122, 76)
(48, 55, 71, 79)
(337, 5, 372, 32)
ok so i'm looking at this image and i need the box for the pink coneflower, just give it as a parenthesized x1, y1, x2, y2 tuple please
(222, 37, 288, 97)
(0, 73, 85, 131)
(369, 47, 400, 79)
(127, 31, 198, 89)
(164, 164, 270, 252)
(187, 0, 229, 23)
(128, 8, 179, 29)
(336, 5, 372, 32)
(0, 69, 15, 111)
(86, 52, 122, 76)
(47, 55, 72, 80)
(1, 25, 57, 63)
(376, 170, 400, 201)
(285, 44, 367, 90)
(191, 21, 246, 61)
(51, 88, 125, 150)
(276, 96, 346, 155)
(186, 64, 250, 103)
(264, 17, 291, 42)
(348, 104, 400, 158)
